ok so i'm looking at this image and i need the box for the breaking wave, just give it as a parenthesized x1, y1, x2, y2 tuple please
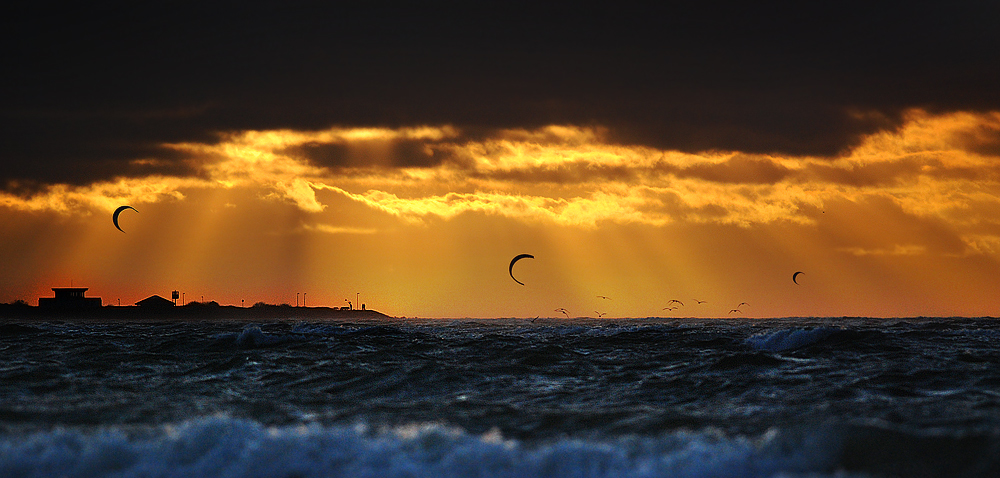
(0, 416, 873, 478)
(744, 328, 841, 352)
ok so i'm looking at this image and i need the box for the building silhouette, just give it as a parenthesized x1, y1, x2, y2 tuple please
(38, 287, 102, 308)
(136, 295, 175, 308)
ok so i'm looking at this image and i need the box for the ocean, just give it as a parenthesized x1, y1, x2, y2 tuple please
(1, 316, 999, 477)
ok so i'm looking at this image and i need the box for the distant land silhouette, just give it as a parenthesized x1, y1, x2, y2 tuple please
(0, 301, 390, 322)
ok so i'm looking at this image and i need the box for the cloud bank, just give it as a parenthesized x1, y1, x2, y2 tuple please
(3, 3, 999, 189)
(3, 110, 999, 255)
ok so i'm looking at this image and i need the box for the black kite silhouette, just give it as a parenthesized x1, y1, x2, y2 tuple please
(113, 205, 137, 233)
(509, 254, 534, 285)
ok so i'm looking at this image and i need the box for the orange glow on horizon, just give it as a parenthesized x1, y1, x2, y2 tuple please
(3, 109, 1000, 317)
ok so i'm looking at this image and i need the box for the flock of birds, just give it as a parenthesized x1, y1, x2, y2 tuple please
(548, 297, 752, 319)
(510, 253, 804, 319)
(113, 208, 802, 319)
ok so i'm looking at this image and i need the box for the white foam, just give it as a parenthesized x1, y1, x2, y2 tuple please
(0, 417, 865, 478)
(745, 328, 839, 353)
(211, 326, 307, 348)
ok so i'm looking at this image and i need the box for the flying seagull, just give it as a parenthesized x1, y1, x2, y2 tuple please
(737, 302, 749, 308)
(555, 308, 569, 318)
(667, 299, 684, 306)
(595, 311, 606, 318)
(729, 309, 742, 315)
(597, 295, 611, 300)
(694, 299, 707, 304)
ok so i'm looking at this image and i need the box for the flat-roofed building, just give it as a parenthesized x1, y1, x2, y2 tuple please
(38, 287, 102, 308)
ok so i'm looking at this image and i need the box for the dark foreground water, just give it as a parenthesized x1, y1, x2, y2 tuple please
(2, 316, 1000, 477)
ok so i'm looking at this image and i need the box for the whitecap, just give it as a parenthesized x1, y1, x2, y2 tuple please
(744, 328, 840, 353)
(0, 417, 864, 478)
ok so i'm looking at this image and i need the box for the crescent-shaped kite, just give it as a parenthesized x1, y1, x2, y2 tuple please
(792, 271, 804, 285)
(113, 205, 138, 233)
(509, 253, 534, 285)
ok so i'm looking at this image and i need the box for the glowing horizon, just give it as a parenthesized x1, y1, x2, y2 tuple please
(3, 109, 1000, 318)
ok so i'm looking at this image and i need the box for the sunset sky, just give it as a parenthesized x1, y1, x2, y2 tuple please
(2, 2, 1000, 318)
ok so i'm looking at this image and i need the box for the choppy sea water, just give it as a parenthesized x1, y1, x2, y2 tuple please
(2, 316, 1000, 477)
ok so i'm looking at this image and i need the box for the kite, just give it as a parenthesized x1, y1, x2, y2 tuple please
(509, 254, 534, 285)
(113, 205, 138, 233)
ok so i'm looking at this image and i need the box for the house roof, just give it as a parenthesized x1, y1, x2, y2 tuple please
(136, 295, 174, 307)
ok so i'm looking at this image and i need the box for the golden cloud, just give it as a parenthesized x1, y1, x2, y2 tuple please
(0, 176, 202, 214)
(837, 244, 928, 256)
(301, 224, 379, 235)
(3, 109, 1000, 244)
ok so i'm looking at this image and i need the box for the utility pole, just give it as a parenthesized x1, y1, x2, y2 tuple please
(303, 293, 307, 307)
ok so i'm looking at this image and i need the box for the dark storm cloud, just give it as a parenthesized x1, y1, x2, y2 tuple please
(676, 155, 791, 184)
(472, 162, 640, 185)
(951, 121, 1000, 157)
(2, 1, 999, 190)
(288, 139, 440, 169)
(805, 156, 1000, 187)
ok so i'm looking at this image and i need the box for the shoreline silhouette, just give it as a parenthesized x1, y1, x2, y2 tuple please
(0, 302, 390, 322)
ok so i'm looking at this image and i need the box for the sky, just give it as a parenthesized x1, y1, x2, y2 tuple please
(2, 1, 1000, 318)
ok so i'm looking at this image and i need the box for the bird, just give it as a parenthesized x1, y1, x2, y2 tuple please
(555, 308, 569, 318)
(597, 295, 611, 300)
(667, 299, 684, 306)
(737, 302, 749, 308)
(729, 309, 742, 315)
(662, 306, 678, 311)
(595, 311, 606, 318)
(694, 299, 707, 304)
